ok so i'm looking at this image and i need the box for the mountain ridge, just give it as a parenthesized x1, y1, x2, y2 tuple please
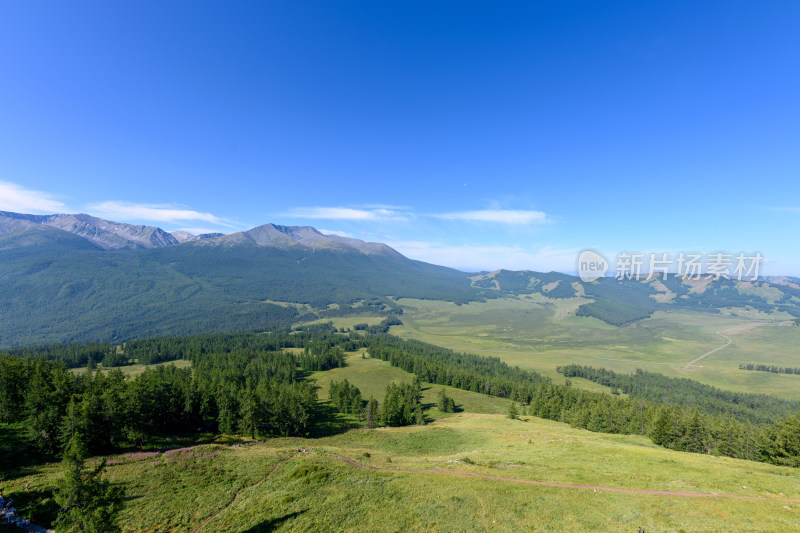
(0, 211, 178, 249)
(0, 211, 401, 257)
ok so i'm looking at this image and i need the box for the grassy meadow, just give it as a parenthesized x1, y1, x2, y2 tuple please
(7, 412, 800, 531)
(310, 351, 514, 417)
(6, 353, 800, 531)
(68, 358, 193, 377)
(304, 314, 388, 330)
(391, 296, 800, 400)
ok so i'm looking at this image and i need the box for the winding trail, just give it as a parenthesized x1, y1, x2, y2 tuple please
(685, 331, 732, 368)
(327, 452, 800, 504)
(191, 451, 296, 533)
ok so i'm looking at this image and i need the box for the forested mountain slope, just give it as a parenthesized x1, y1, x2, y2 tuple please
(0, 219, 481, 346)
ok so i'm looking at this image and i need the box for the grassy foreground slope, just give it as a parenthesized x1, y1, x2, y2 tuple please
(7, 355, 800, 532)
(8, 414, 800, 532)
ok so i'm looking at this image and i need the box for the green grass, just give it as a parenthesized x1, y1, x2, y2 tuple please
(7, 412, 800, 531)
(69, 359, 192, 378)
(303, 315, 387, 330)
(310, 352, 514, 417)
(7, 346, 800, 531)
(392, 297, 800, 400)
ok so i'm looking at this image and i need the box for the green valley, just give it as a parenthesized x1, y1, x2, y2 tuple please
(391, 296, 800, 401)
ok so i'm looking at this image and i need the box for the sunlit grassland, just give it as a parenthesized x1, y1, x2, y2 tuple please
(392, 297, 800, 400)
(303, 314, 386, 329)
(310, 352, 514, 416)
(8, 410, 800, 532)
(8, 355, 800, 531)
(69, 359, 192, 377)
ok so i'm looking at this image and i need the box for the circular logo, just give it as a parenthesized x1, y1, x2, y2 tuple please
(577, 249, 608, 282)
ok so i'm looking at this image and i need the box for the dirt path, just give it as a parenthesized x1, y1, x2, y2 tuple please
(328, 452, 800, 504)
(685, 331, 732, 368)
(191, 452, 296, 533)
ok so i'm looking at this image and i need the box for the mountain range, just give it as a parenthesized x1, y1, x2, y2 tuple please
(0, 211, 479, 346)
(0, 210, 396, 253)
(1, 210, 799, 347)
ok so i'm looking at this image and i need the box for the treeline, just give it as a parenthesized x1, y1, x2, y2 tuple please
(316, 298, 403, 318)
(740, 363, 800, 375)
(328, 378, 424, 427)
(124, 330, 304, 364)
(6, 328, 800, 470)
(350, 316, 404, 334)
(367, 336, 551, 399)
(296, 344, 345, 372)
(7, 327, 370, 368)
(364, 334, 800, 467)
(0, 348, 318, 462)
(576, 278, 659, 326)
(382, 381, 425, 426)
(557, 364, 800, 425)
(329, 379, 363, 416)
(366, 315, 403, 334)
(2, 342, 115, 368)
(124, 325, 384, 367)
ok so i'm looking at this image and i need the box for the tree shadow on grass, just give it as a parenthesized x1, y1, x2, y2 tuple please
(240, 509, 307, 532)
(0, 423, 58, 478)
(421, 400, 463, 414)
(307, 402, 361, 438)
(421, 401, 437, 411)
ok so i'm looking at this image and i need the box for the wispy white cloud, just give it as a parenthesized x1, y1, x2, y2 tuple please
(87, 201, 236, 228)
(284, 206, 549, 226)
(319, 228, 353, 237)
(434, 209, 548, 225)
(0, 180, 66, 213)
(769, 207, 800, 213)
(284, 206, 410, 221)
(360, 203, 413, 210)
(387, 240, 579, 272)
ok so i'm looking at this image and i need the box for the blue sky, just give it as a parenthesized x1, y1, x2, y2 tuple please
(1, 1, 799, 274)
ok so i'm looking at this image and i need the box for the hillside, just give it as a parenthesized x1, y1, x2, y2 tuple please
(474, 269, 800, 326)
(5, 353, 800, 532)
(8, 414, 800, 532)
(0, 216, 482, 346)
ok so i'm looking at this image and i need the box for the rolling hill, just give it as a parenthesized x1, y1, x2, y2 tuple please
(474, 269, 800, 326)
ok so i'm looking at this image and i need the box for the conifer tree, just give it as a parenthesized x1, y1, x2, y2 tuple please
(437, 389, 455, 413)
(365, 397, 378, 429)
(650, 407, 676, 447)
(54, 433, 124, 533)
